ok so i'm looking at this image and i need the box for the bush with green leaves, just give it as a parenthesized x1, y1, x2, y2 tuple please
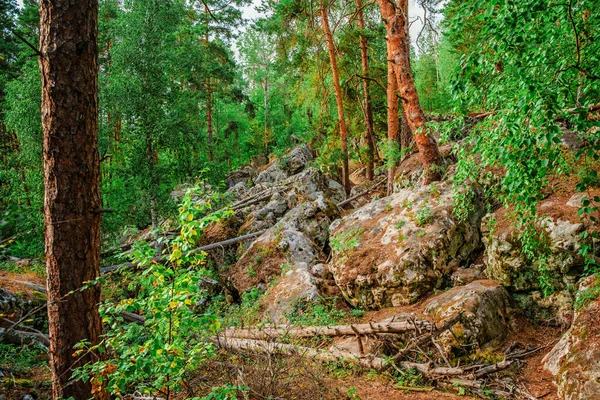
(74, 186, 233, 398)
(445, 0, 600, 291)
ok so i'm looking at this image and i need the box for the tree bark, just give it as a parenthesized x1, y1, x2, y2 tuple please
(320, 1, 350, 194)
(379, 0, 442, 183)
(355, 0, 376, 181)
(38, 1, 106, 398)
(204, 5, 214, 162)
(386, 37, 399, 195)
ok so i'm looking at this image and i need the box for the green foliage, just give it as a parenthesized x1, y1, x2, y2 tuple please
(574, 275, 600, 310)
(0, 343, 46, 375)
(73, 186, 230, 397)
(201, 385, 249, 400)
(415, 205, 433, 227)
(208, 286, 265, 328)
(395, 368, 424, 388)
(286, 297, 348, 326)
(330, 228, 363, 254)
(445, 0, 600, 291)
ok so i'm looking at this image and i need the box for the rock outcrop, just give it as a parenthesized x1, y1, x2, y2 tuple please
(481, 191, 596, 325)
(329, 181, 485, 309)
(228, 194, 339, 294)
(543, 275, 600, 400)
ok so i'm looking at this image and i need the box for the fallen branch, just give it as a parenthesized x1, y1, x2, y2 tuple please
(224, 319, 433, 340)
(0, 327, 49, 347)
(0, 277, 46, 293)
(389, 313, 462, 364)
(120, 311, 146, 325)
(337, 177, 386, 207)
(473, 359, 513, 379)
(398, 361, 464, 377)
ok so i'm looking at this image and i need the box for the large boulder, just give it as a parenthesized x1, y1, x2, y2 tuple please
(281, 144, 314, 175)
(424, 280, 512, 354)
(254, 161, 288, 185)
(482, 213, 584, 293)
(253, 144, 315, 186)
(393, 144, 455, 191)
(283, 167, 345, 206)
(543, 275, 600, 400)
(262, 262, 321, 324)
(329, 181, 485, 309)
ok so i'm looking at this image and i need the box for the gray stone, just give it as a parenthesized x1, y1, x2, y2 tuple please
(311, 263, 330, 279)
(254, 162, 287, 185)
(282, 144, 314, 175)
(228, 196, 338, 293)
(226, 165, 254, 188)
(451, 266, 485, 286)
(263, 262, 321, 324)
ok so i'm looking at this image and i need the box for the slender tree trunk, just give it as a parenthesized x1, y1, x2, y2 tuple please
(204, 5, 214, 162)
(145, 130, 161, 254)
(39, 1, 106, 398)
(386, 38, 399, 195)
(379, 0, 442, 183)
(263, 75, 269, 154)
(206, 80, 214, 162)
(320, 1, 350, 194)
(355, 0, 376, 181)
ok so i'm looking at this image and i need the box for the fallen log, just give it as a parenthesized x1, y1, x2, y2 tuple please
(215, 336, 387, 370)
(0, 277, 46, 293)
(473, 359, 513, 379)
(224, 319, 433, 340)
(0, 327, 49, 347)
(398, 361, 464, 377)
(120, 311, 146, 325)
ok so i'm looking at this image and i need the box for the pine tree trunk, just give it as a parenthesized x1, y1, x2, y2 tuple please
(320, 1, 350, 194)
(204, 5, 214, 162)
(264, 76, 269, 154)
(355, 0, 376, 181)
(39, 1, 106, 398)
(386, 38, 399, 195)
(206, 79, 214, 162)
(379, 0, 442, 183)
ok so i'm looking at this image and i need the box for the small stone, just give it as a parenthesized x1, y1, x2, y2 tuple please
(566, 192, 586, 208)
(451, 266, 484, 286)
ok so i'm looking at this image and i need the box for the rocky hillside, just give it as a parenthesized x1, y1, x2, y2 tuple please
(206, 143, 599, 399)
(3, 143, 599, 399)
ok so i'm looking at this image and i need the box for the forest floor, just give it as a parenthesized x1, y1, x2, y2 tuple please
(1, 264, 562, 399)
